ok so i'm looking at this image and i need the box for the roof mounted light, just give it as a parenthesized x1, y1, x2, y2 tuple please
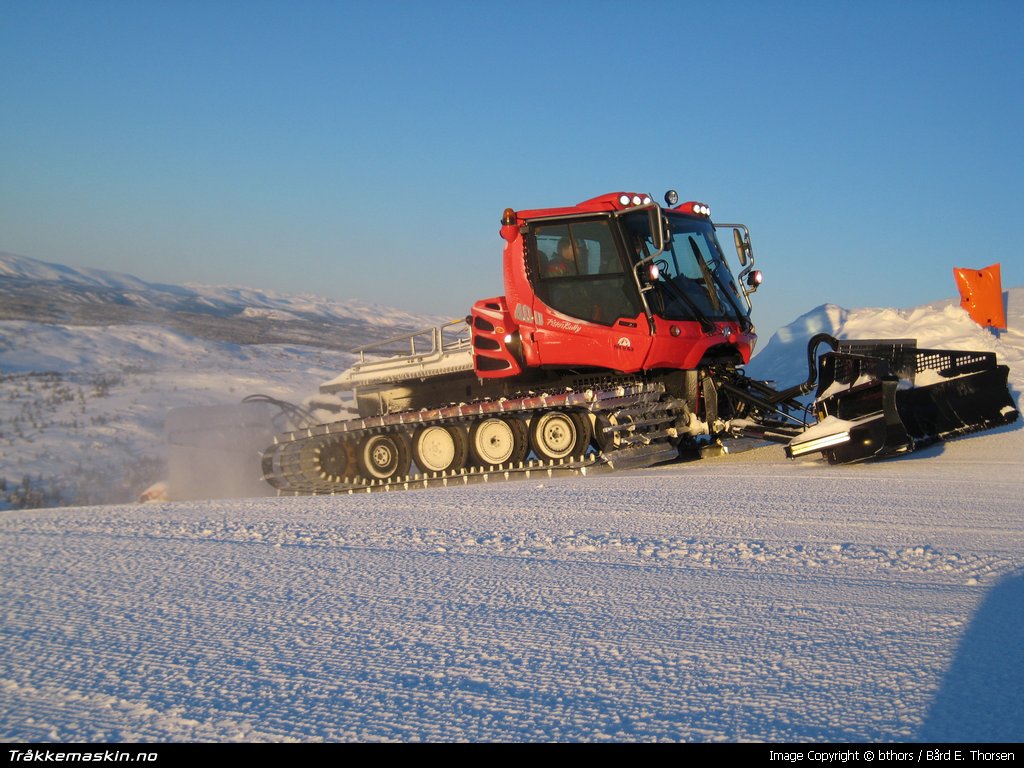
(678, 201, 712, 217)
(615, 193, 654, 208)
(665, 190, 679, 206)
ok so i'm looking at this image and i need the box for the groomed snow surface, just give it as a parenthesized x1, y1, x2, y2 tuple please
(2, 289, 1022, 742)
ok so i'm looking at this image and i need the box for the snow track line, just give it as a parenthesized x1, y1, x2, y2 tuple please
(5, 520, 1012, 586)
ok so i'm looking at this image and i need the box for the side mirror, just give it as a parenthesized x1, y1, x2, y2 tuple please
(648, 207, 666, 253)
(733, 229, 749, 267)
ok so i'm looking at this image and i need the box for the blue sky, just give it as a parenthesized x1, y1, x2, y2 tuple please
(2, 0, 1022, 343)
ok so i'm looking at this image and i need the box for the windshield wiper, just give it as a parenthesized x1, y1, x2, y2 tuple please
(688, 236, 755, 332)
(705, 248, 754, 332)
(656, 261, 716, 333)
(689, 236, 722, 314)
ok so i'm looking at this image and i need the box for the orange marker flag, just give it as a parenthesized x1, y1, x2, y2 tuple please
(954, 263, 1006, 330)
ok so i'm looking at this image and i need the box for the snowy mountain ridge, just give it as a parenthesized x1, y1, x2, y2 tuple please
(0, 251, 445, 349)
(0, 250, 155, 291)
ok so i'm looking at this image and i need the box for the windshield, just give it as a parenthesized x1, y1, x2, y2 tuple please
(622, 211, 748, 324)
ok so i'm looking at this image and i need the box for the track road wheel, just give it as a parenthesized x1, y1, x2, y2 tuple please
(469, 416, 528, 468)
(313, 436, 355, 483)
(591, 413, 622, 453)
(357, 431, 411, 482)
(412, 424, 468, 474)
(530, 410, 591, 461)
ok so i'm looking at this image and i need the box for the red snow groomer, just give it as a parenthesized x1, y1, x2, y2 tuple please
(259, 191, 1018, 494)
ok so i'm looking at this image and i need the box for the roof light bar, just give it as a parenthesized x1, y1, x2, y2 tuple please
(618, 193, 654, 208)
(679, 201, 712, 217)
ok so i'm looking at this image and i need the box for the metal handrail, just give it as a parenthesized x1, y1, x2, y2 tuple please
(351, 318, 470, 364)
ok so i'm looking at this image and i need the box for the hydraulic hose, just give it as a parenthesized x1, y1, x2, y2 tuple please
(765, 333, 839, 404)
(242, 394, 317, 429)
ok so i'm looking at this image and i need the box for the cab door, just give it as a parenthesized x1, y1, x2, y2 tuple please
(527, 219, 651, 372)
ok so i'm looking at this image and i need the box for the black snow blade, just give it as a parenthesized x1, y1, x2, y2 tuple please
(787, 343, 1019, 464)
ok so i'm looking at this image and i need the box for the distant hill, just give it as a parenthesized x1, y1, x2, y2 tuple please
(0, 251, 443, 350)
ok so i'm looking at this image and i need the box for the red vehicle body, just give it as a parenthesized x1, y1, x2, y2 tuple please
(469, 192, 759, 382)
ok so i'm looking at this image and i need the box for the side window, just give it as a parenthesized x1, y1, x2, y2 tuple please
(534, 224, 580, 277)
(534, 222, 620, 278)
(531, 220, 641, 325)
(572, 220, 623, 275)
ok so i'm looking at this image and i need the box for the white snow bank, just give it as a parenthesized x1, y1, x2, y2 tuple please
(749, 287, 1023, 400)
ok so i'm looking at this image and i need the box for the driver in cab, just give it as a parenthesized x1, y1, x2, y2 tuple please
(544, 237, 583, 277)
